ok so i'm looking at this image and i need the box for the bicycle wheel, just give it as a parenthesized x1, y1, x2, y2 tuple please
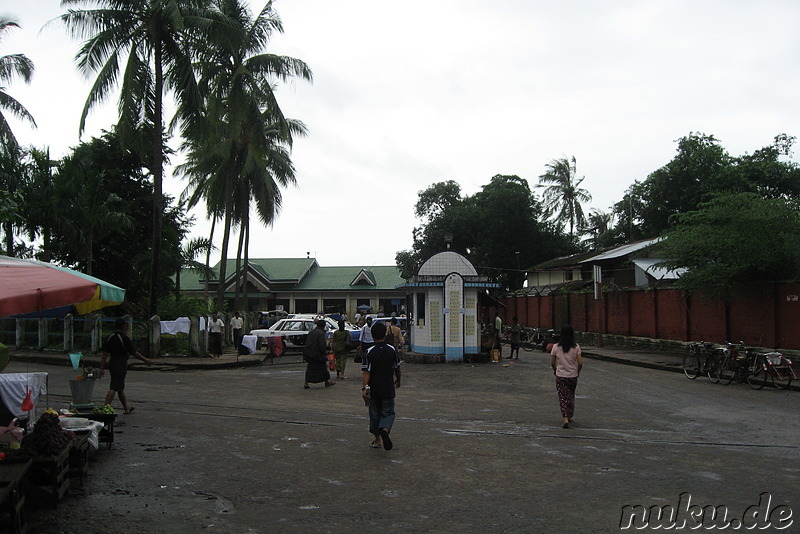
(770, 364, 793, 390)
(718, 354, 735, 385)
(747, 354, 767, 390)
(521, 331, 535, 352)
(683, 348, 701, 379)
(707, 351, 721, 383)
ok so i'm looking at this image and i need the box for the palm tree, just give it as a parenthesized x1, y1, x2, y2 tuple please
(59, 0, 226, 313)
(0, 18, 36, 256)
(175, 236, 216, 299)
(19, 147, 58, 262)
(0, 142, 25, 255)
(582, 208, 614, 249)
(537, 155, 592, 236)
(0, 17, 36, 153)
(180, 0, 311, 311)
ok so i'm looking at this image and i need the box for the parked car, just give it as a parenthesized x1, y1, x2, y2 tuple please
(291, 314, 362, 343)
(249, 317, 318, 348)
(256, 309, 288, 328)
(368, 316, 409, 347)
(249, 315, 361, 348)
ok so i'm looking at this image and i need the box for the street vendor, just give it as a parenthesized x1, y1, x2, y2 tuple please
(99, 318, 152, 414)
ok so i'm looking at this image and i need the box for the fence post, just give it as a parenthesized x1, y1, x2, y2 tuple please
(15, 319, 23, 348)
(38, 318, 48, 350)
(190, 315, 201, 357)
(91, 314, 102, 353)
(149, 315, 160, 358)
(63, 314, 74, 352)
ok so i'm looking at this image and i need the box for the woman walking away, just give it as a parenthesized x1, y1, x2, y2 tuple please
(550, 324, 583, 428)
(332, 320, 352, 379)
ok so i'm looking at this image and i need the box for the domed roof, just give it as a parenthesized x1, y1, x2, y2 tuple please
(417, 251, 478, 277)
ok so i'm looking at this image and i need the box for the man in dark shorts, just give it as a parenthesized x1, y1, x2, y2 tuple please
(361, 321, 402, 450)
(99, 318, 153, 414)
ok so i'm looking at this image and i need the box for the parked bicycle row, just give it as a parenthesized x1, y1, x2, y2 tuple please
(683, 341, 797, 390)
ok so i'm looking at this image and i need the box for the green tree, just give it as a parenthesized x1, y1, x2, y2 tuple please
(173, 236, 215, 299)
(613, 133, 800, 241)
(0, 142, 25, 255)
(398, 175, 577, 290)
(180, 0, 311, 311)
(18, 147, 57, 262)
(42, 130, 187, 308)
(51, 147, 135, 275)
(60, 0, 224, 314)
(0, 17, 36, 153)
(581, 208, 616, 249)
(537, 155, 592, 237)
(657, 193, 800, 299)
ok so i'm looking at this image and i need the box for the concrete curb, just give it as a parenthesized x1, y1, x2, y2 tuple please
(581, 351, 684, 374)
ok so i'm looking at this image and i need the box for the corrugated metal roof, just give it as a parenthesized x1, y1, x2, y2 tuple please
(578, 238, 661, 263)
(632, 258, 687, 280)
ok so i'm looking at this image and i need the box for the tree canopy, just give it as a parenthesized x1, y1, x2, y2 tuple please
(397, 175, 577, 290)
(657, 192, 800, 299)
(613, 133, 800, 241)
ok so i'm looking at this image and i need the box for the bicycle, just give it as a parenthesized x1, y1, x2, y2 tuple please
(683, 341, 717, 380)
(520, 327, 543, 352)
(747, 351, 797, 390)
(715, 342, 753, 386)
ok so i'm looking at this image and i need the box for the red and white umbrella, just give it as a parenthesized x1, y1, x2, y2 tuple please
(0, 255, 125, 317)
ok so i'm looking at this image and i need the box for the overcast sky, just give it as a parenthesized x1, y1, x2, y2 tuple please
(6, 1, 800, 267)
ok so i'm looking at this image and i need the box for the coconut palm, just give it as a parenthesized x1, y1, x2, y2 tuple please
(0, 18, 36, 255)
(175, 236, 216, 299)
(59, 0, 229, 313)
(0, 142, 25, 255)
(0, 17, 36, 153)
(19, 147, 58, 262)
(537, 155, 592, 236)
(582, 208, 615, 249)
(180, 0, 311, 311)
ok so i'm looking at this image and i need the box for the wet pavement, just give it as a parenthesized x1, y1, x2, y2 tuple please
(9, 343, 690, 374)
(4, 344, 798, 533)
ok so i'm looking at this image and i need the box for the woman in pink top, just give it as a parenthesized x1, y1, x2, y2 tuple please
(550, 324, 583, 428)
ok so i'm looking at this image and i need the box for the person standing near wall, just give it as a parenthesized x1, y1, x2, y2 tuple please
(208, 313, 225, 358)
(494, 312, 503, 358)
(550, 324, 583, 428)
(230, 312, 244, 349)
(509, 316, 521, 360)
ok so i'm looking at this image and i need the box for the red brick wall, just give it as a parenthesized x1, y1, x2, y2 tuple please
(494, 285, 800, 349)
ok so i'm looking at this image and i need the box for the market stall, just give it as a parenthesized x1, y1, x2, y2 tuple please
(0, 372, 48, 427)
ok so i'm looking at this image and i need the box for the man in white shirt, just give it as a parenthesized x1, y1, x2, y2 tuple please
(208, 313, 225, 358)
(230, 312, 244, 348)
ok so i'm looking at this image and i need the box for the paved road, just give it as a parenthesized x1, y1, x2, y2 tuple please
(11, 349, 799, 533)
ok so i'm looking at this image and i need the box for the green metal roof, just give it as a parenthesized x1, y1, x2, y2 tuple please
(178, 259, 404, 292)
(295, 265, 405, 291)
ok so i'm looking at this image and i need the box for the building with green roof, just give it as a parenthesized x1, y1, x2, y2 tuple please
(179, 258, 407, 317)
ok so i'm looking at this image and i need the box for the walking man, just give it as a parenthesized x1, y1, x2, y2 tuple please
(99, 318, 153, 414)
(361, 321, 402, 450)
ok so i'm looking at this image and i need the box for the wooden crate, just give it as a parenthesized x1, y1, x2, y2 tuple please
(26, 446, 70, 507)
(0, 459, 31, 534)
